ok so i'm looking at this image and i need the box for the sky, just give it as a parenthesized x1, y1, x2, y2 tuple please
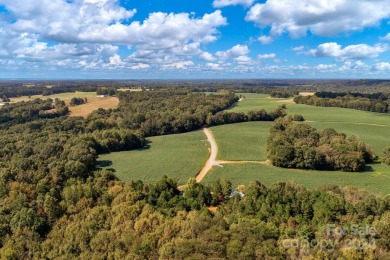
(1, 0, 390, 79)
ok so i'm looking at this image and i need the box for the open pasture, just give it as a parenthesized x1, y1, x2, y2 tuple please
(98, 130, 209, 185)
(206, 93, 390, 194)
(210, 122, 272, 161)
(203, 163, 390, 195)
(10, 91, 119, 117)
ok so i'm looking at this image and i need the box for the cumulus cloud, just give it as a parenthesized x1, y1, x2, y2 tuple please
(162, 61, 194, 70)
(234, 55, 252, 65)
(373, 62, 390, 71)
(130, 63, 150, 70)
(200, 52, 216, 61)
(246, 0, 390, 38)
(215, 44, 249, 59)
(213, 0, 254, 8)
(307, 42, 387, 61)
(258, 35, 273, 44)
(258, 53, 276, 59)
(2, 0, 227, 46)
(0, 0, 228, 71)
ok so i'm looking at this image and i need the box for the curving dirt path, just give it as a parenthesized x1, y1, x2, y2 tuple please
(195, 128, 268, 182)
(196, 128, 219, 182)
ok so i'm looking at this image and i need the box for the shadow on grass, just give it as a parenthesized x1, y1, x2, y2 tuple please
(136, 139, 152, 151)
(363, 165, 374, 172)
(97, 160, 113, 167)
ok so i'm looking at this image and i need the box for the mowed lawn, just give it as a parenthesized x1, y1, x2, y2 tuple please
(210, 122, 272, 161)
(98, 130, 209, 184)
(203, 163, 390, 195)
(10, 91, 119, 117)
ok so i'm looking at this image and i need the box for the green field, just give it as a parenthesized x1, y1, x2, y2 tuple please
(203, 163, 390, 195)
(230, 93, 293, 112)
(207, 93, 390, 194)
(228, 93, 390, 154)
(98, 130, 209, 184)
(99, 93, 390, 195)
(210, 122, 272, 161)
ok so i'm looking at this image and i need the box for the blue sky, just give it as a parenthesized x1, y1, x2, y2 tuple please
(1, 0, 390, 79)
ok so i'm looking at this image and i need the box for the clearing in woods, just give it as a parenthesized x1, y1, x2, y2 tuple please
(10, 91, 119, 117)
(98, 92, 389, 194)
(98, 130, 209, 185)
(204, 93, 390, 194)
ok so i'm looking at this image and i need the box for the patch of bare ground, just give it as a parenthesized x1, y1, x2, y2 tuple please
(299, 92, 315, 96)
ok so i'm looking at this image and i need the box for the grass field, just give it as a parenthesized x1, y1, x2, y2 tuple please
(10, 91, 119, 117)
(207, 93, 390, 194)
(227, 93, 390, 154)
(98, 130, 209, 184)
(202, 163, 390, 195)
(210, 122, 272, 161)
(229, 93, 292, 112)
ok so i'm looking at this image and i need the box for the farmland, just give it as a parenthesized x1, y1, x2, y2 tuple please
(10, 91, 119, 117)
(93, 92, 390, 194)
(202, 163, 390, 195)
(98, 130, 209, 184)
(210, 122, 272, 161)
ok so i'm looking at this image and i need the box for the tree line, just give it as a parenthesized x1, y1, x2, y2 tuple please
(294, 94, 390, 113)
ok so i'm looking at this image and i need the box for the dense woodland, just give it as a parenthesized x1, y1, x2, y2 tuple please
(0, 83, 389, 258)
(294, 92, 390, 113)
(267, 118, 376, 172)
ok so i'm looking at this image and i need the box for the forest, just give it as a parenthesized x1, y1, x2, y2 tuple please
(0, 82, 389, 258)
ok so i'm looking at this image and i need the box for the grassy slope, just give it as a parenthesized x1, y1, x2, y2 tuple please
(98, 130, 209, 185)
(209, 93, 390, 194)
(211, 122, 272, 161)
(203, 163, 390, 195)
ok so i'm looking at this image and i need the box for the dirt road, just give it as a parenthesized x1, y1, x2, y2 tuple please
(196, 128, 218, 182)
(195, 128, 268, 182)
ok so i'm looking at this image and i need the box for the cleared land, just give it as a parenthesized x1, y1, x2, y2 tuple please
(99, 92, 389, 194)
(206, 93, 390, 194)
(202, 163, 390, 195)
(10, 92, 119, 117)
(228, 93, 288, 112)
(210, 122, 272, 161)
(98, 130, 209, 184)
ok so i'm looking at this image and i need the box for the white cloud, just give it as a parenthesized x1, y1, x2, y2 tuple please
(162, 61, 194, 70)
(380, 33, 390, 41)
(234, 55, 252, 65)
(130, 63, 150, 70)
(258, 35, 273, 44)
(307, 42, 387, 61)
(200, 52, 216, 61)
(246, 0, 390, 38)
(0, 0, 228, 71)
(205, 63, 222, 70)
(373, 62, 390, 71)
(213, 0, 255, 8)
(215, 44, 249, 59)
(292, 46, 305, 52)
(258, 53, 276, 59)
